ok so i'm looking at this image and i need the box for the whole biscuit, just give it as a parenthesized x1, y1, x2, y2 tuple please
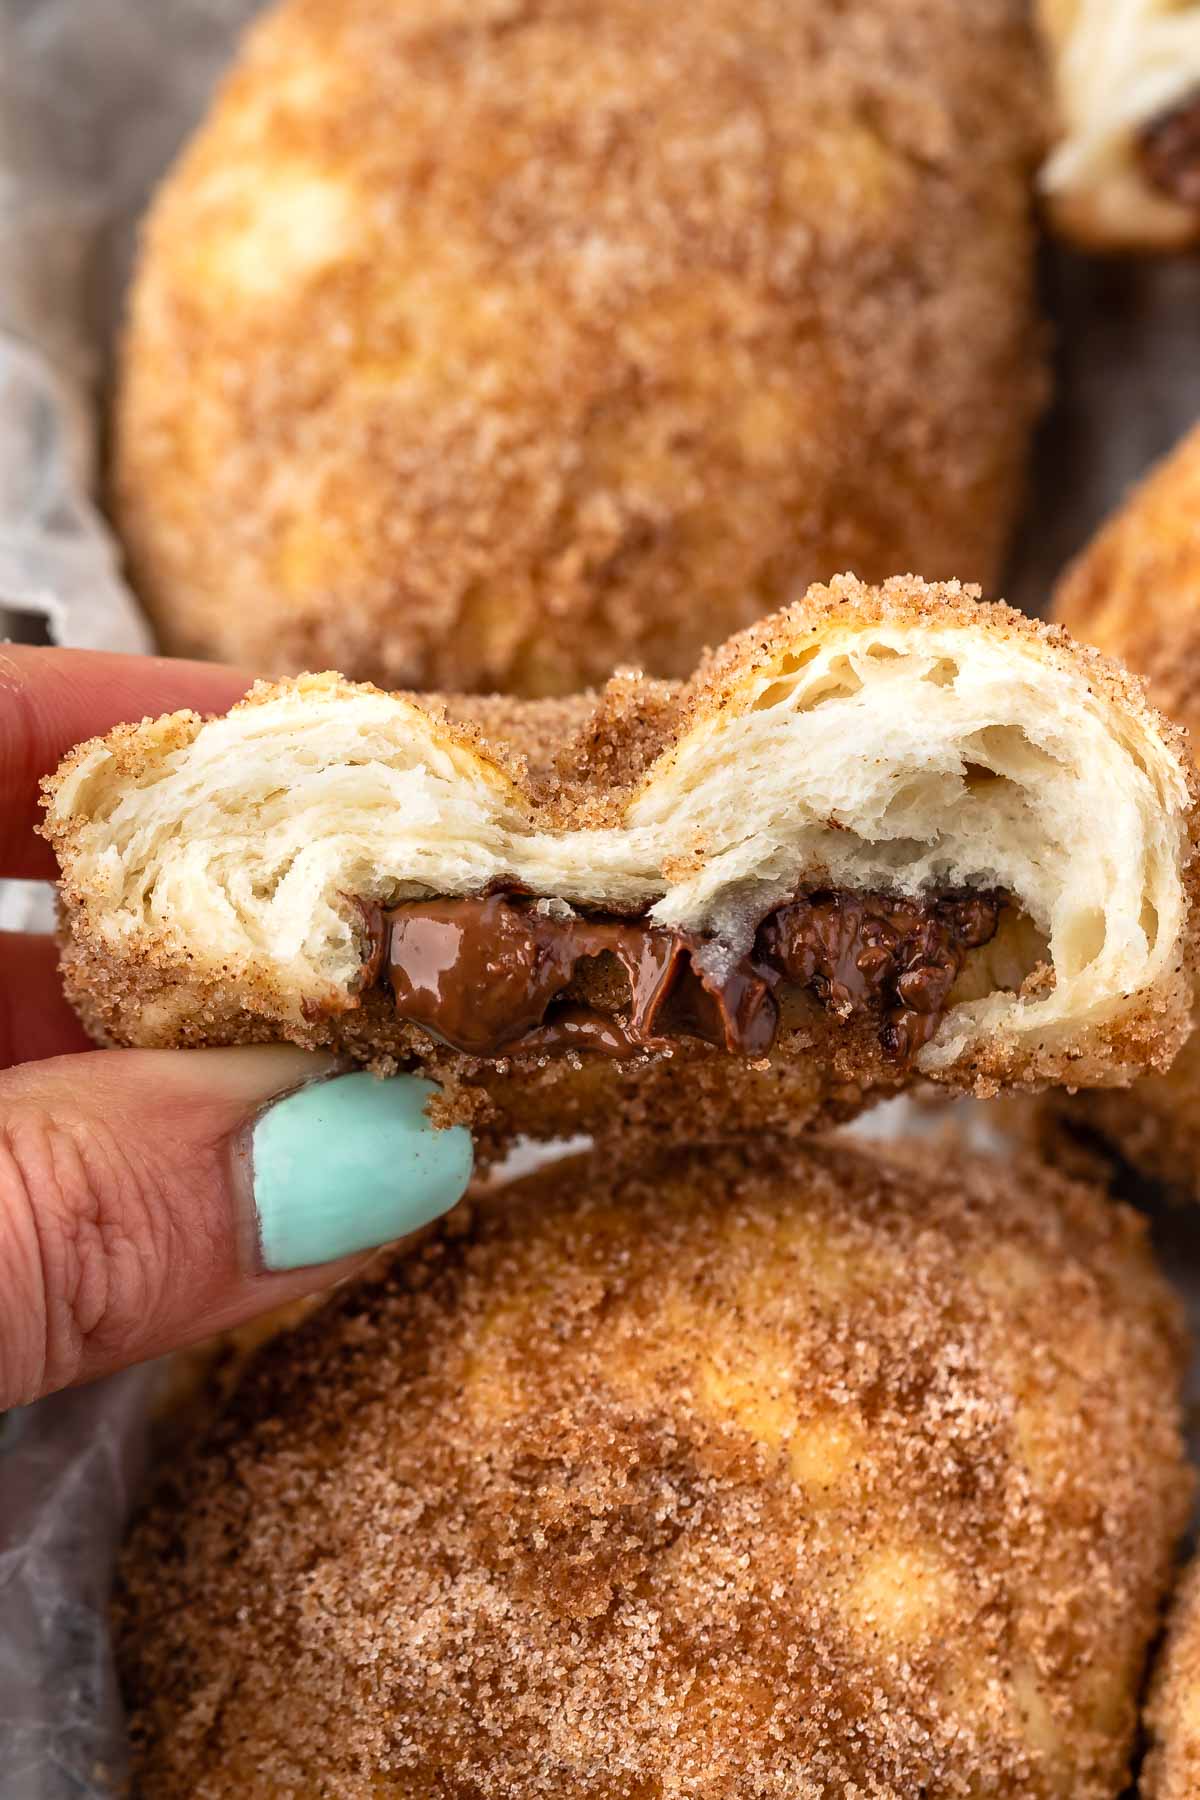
(113, 0, 1046, 696)
(115, 1135, 1191, 1798)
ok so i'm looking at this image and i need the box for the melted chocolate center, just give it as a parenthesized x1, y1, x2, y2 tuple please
(376, 888, 1002, 1065)
(1139, 89, 1200, 211)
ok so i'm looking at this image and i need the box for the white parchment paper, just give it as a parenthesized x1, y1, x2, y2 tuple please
(0, 1372, 154, 1798)
(1, 5, 1199, 1795)
(0, 8, 255, 1792)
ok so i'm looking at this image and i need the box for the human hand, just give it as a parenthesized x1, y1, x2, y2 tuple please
(0, 647, 473, 1410)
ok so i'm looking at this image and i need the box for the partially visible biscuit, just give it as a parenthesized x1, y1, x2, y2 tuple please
(1144, 1557, 1200, 1797)
(1037, 0, 1200, 252)
(115, 1135, 1191, 1798)
(1047, 424, 1200, 1196)
(1055, 419, 1200, 695)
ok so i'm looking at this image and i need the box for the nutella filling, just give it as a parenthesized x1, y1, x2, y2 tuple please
(1139, 89, 1200, 211)
(377, 888, 1002, 1065)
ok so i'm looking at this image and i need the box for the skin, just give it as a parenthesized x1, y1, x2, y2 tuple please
(0, 649, 386, 1409)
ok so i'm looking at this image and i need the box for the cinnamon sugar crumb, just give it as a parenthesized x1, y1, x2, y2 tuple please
(113, 0, 1046, 698)
(1144, 1556, 1200, 1797)
(116, 1136, 1189, 1797)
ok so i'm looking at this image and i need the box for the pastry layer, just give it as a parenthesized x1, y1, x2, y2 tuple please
(114, 1135, 1191, 1798)
(1054, 418, 1200, 704)
(43, 577, 1198, 1151)
(1038, 0, 1200, 250)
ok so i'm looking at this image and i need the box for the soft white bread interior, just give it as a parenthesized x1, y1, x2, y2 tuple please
(1038, 0, 1200, 250)
(43, 579, 1196, 1085)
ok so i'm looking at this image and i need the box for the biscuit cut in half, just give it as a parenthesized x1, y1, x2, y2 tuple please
(1143, 1557, 1200, 1797)
(114, 1136, 1191, 1798)
(44, 577, 1198, 1155)
(1038, 0, 1200, 250)
(1043, 426, 1200, 1196)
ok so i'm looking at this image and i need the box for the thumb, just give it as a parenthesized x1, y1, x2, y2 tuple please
(0, 1049, 474, 1408)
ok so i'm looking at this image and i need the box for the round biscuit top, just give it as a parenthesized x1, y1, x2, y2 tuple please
(116, 1136, 1188, 1798)
(114, 0, 1046, 696)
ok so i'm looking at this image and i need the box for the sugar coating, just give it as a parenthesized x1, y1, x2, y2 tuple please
(113, 0, 1047, 697)
(115, 1136, 1190, 1798)
(1144, 1556, 1200, 1797)
(42, 576, 1200, 1163)
(1048, 422, 1200, 1197)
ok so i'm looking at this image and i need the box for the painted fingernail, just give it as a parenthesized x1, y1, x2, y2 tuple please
(250, 1073, 473, 1271)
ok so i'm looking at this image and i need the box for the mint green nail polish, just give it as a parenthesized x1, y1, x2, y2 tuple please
(251, 1073, 473, 1271)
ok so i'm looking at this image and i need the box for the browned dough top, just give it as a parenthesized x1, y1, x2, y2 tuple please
(115, 1135, 1189, 1798)
(1047, 423, 1200, 1197)
(113, 0, 1047, 696)
(1143, 1556, 1200, 1798)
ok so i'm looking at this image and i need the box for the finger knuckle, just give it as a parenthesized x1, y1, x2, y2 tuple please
(0, 1101, 170, 1399)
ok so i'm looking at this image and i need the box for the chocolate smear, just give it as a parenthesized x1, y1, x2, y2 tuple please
(379, 888, 1002, 1065)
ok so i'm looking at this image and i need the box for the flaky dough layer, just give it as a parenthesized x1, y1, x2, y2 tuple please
(43, 577, 1199, 1155)
(1037, 0, 1200, 251)
(113, 0, 1045, 697)
(114, 1135, 1190, 1799)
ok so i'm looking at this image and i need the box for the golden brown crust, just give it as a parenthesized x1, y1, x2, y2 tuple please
(114, 1135, 1191, 1798)
(1055, 421, 1200, 732)
(1047, 427, 1200, 1195)
(43, 575, 1200, 1161)
(1143, 1558, 1200, 1798)
(113, 0, 1046, 698)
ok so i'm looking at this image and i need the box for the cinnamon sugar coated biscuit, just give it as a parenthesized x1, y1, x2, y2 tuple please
(114, 1137, 1192, 1798)
(1143, 1558, 1200, 1797)
(42, 579, 1200, 1158)
(1037, 0, 1200, 251)
(113, 0, 1046, 696)
(1055, 421, 1200, 710)
(1049, 425, 1200, 1194)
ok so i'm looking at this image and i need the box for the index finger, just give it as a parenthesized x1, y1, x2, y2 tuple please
(0, 646, 251, 880)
